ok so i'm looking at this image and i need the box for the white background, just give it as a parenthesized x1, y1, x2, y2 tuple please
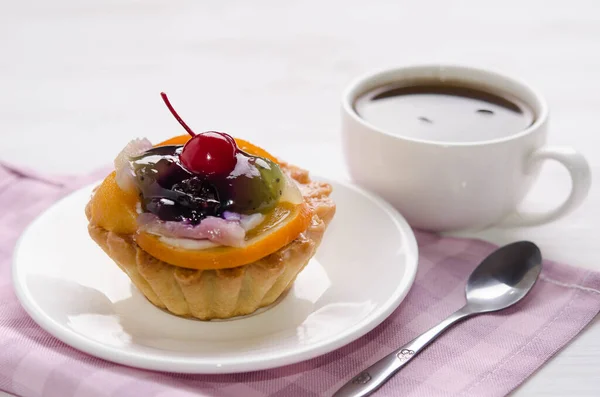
(1, 0, 599, 396)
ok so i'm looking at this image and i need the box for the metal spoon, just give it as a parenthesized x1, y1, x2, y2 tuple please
(333, 241, 542, 397)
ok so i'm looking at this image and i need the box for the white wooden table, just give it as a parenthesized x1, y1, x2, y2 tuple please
(1, 1, 598, 395)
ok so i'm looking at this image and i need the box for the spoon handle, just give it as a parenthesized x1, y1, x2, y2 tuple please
(332, 306, 473, 397)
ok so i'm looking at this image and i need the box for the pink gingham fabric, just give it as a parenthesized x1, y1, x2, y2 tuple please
(1, 163, 599, 397)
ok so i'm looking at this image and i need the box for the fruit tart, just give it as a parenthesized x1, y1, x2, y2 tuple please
(85, 93, 335, 320)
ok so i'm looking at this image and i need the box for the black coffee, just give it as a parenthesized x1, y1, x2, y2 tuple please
(354, 83, 535, 142)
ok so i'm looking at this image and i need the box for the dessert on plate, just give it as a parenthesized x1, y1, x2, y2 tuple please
(85, 93, 335, 320)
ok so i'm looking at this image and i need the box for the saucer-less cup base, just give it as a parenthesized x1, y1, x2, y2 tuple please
(341, 64, 591, 232)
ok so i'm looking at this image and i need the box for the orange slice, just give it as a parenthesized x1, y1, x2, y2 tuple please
(87, 171, 140, 235)
(156, 134, 190, 146)
(156, 134, 279, 163)
(135, 201, 311, 270)
(234, 138, 279, 163)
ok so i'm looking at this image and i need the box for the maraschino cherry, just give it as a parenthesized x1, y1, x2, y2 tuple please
(160, 92, 237, 177)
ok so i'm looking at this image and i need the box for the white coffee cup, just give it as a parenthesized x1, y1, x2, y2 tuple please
(341, 64, 591, 232)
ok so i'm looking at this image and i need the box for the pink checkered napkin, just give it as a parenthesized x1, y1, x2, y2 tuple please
(1, 163, 599, 397)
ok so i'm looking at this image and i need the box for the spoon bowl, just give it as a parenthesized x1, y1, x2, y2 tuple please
(465, 241, 542, 313)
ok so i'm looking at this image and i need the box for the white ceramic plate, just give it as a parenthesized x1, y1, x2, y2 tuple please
(12, 178, 418, 374)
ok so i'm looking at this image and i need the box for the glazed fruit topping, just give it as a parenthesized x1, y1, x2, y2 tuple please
(130, 145, 286, 222)
(131, 147, 222, 224)
(160, 92, 238, 177)
(116, 93, 291, 225)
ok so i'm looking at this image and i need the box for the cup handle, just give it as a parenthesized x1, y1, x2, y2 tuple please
(498, 146, 591, 227)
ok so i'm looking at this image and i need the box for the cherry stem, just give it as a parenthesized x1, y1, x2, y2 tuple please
(160, 92, 196, 137)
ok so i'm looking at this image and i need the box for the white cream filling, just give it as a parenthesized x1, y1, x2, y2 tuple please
(239, 213, 265, 231)
(158, 237, 220, 250)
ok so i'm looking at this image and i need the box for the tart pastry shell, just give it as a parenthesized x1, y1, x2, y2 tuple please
(86, 163, 335, 320)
